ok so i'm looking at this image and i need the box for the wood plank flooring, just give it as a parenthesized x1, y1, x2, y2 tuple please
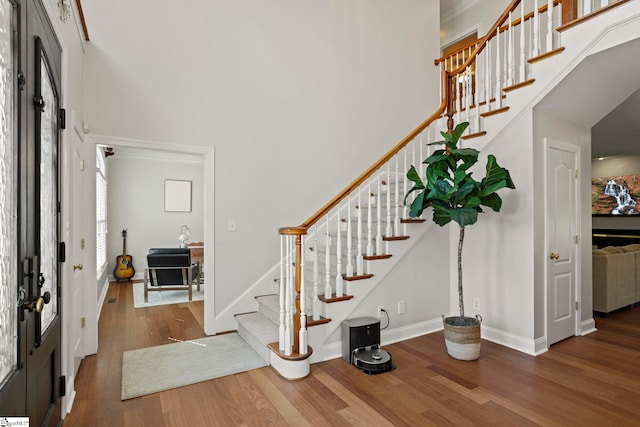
(63, 282, 640, 426)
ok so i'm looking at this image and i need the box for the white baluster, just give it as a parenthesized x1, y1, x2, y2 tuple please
(533, 0, 540, 57)
(394, 156, 400, 236)
(495, 27, 502, 109)
(324, 216, 332, 299)
(346, 195, 354, 277)
(299, 235, 307, 355)
(279, 235, 285, 351)
(485, 40, 492, 113)
(465, 67, 471, 127)
(601, 0, 609, 7)
(367, 180, 373, 257)
(289, 249, 295, 355)
(376, 173, 383, 254)
(284, 236, 292, 356)
(520, 1, 526, 82)
(507, 12, 514, 87)
(583, 0, 592, 16)
(386, 163, 392, 238)
(312, 227, 319, 320)
(335, 208, 343, 297)
(547, 0, 554, 52)
(356, 190, 364, 276)
(402, 149, 408, 235)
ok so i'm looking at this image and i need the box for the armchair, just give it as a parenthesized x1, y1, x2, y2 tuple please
(144, 247, 201, 302)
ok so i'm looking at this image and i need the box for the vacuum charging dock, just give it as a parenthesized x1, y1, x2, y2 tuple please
(342, 317, 394, 374)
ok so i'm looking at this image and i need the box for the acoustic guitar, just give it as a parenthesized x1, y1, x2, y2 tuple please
(114, 229, 135, 281)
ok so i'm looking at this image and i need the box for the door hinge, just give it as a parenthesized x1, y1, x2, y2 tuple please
(575, 235, 579, 244)
(81, 317, 86, 328)
(59, 241, 66, 263)
(575, 301, 579, 310)
(60, 375, 66, 397)
(17, 70, 26, 90)
(575, 169, 579, 178)
(58, 108, 66, 130)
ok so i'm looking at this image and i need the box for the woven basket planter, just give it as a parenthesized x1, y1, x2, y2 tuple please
(443, 315, 482, 361)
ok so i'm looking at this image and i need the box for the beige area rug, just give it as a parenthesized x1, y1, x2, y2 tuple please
(121, 333, 267, 400)
(132, 281, 204, 308)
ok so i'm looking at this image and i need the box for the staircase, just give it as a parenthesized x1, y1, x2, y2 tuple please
(223, 0, 640, 379)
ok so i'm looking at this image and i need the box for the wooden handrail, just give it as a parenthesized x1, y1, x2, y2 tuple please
(450, 0, 522, 77)
(281, 70, 449, 232)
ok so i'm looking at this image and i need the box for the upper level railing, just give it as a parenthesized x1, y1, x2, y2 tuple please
(274, 0, 630, 359)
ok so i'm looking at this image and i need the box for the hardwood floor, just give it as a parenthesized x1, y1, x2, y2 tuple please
(63, 282, 640, 426)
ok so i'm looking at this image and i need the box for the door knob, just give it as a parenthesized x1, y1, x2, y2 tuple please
(549, 252, 559, 260)
(25, 291, 51, 313)
(73, 264, 83, 271)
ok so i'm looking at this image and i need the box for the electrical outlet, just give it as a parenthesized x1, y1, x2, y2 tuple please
(398, 300, 406, 315)
(473, 297, 480, 311)
(377, 305, 385, 318)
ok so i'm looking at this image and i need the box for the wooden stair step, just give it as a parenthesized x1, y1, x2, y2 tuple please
(503, 78, 535, 93)
(528, 47, 565, 64)
(461, 131, 487, 140)
(364, 254, 392, 261)
(343, 273, 374, 281)
(401, 218, 425, 224)
(267, 342, 313, 361)
(480, 106, 509, 118)
(318, 293, 354, 303)
(307, 316, 331, 327)
(383, 235, 409, 241)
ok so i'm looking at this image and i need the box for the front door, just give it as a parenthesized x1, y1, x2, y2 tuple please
(545, 139, 579, 346)
(0, 0, 64, 425)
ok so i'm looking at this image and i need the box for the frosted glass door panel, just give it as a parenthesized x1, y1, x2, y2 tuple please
(0, 0, 17, 386)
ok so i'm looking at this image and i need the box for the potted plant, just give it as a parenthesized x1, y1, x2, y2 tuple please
(405, 122, 515, 360)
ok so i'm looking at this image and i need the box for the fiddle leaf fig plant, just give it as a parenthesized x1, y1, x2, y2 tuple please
(404, 122, 515, 318)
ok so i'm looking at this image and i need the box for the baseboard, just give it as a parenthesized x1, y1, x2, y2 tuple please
(97, 276, 109, 320)
(64, 388, 76, 417)
(481, 325, 538, 356)
(581, 317, 597, 336)
(319, 317, 444, 362)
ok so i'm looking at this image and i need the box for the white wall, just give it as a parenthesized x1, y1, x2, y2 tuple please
(533, 109, 592, 338)
(460, 113, 535, 347)
(81, 0, 441, 326)
(106, 155, 204, 278)
(440, 0, 510, 47)
(592, 155, 640, 230)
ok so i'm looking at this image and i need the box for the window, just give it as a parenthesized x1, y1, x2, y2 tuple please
(96, 147, 107, 279)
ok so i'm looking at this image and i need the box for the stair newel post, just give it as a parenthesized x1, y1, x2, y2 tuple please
(279, 234, 286, 351)
(324, 216, 332, 299)
(366, 180, 373, 257)
(376, 173, 383, 255)
(346, 195, 354, 277)
(297, 233, 308, 355)
(546, 0, 554, 52)
(356, 189, 364, 276)
(284, 234, 292, 355)
(312, 226, 320, 320)
(336, 206, 344, 297)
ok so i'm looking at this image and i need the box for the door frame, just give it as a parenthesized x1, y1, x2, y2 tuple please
(543, 137, 582, 345)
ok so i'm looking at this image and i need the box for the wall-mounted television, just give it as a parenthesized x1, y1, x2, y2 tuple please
(592, 174, 640, 216)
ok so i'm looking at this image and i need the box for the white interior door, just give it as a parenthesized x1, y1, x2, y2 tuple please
(70, 119, 86, 374)
(545, 139, 579, 346)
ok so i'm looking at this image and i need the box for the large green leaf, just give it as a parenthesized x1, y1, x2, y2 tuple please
(479, 193, 503, 212)
(450, 207, 478, 226)
(435, 179, 453, 196)
(406, 166, 424, 188)
(432, 205, 452, 226)
(409, 192, 426, 217)
(453, 182, 476, 204)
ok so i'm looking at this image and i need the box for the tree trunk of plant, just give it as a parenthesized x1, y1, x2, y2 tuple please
(458, 224, 465, 317)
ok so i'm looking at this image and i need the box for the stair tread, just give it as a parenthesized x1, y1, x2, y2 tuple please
(235, 312, 279, 344)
